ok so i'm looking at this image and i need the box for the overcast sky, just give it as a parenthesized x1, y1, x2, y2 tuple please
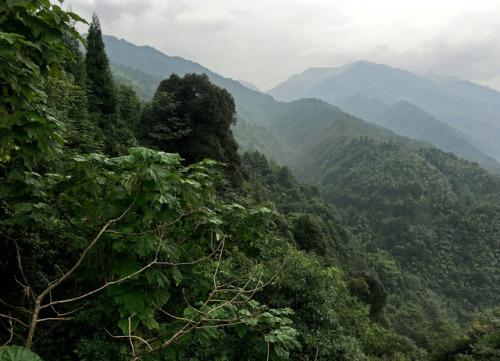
(69, 0, 500, 92)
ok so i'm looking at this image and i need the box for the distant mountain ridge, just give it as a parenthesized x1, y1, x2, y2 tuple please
(269, 61, 500, 167)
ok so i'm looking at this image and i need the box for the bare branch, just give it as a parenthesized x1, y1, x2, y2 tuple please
(47, 193, 139, 292)
(213, 238, 225, 289)
(50, 301, 87, 318)
(25, 193, 140, 349)
(156, 239, 224, 267)
(42, 257, 158, 309)
(154, 307, 196, 324)
(6, 236, 36, 302)
(37, 317, 74, 323)
(105, 210, 196, 237)
(128, 315, 135, 357)
(177, 220, 201, 246)
(54, 198, 94, 238)
(0, 314, 29, 328)
(104, 329, 153, 351)
(1, 319, 14, 350)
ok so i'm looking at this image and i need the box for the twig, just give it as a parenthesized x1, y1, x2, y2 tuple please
(104, 328, 153, 351)
(10, 237, 36, 302)
(0, 314, 29, 328)
(1, 319, 14, 350)
(128, 315, 135, 356)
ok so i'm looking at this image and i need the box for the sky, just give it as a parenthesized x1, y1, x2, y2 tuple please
(68, 0, 500, 92)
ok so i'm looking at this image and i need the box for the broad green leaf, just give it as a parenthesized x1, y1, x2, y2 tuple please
(0, 345, 43, 361)
(274, 346, 289, 358)
(118, 292, 145, 313)
(205, 327, 220, 339)
(118, 316, 140, 335)
(106, 283, 125, 296)
(172, 267, 183, 286)
(144, 317, 159, 330)
(145, 268, 170, 288)
(145, 289, 170, 308)
(183, 307, 197, 320)
(112, 259, 142, 279)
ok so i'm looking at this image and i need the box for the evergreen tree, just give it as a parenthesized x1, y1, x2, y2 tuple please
(137, 90, 188, 151)
(59, 32, 103, 153)
(84, 14, 135, 155)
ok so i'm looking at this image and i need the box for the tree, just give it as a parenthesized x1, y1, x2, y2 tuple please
(84, 13, 116, 116)
(58, 30, 103, 153)
(117, 83, 142, 132)
(84, 13, 134, 155)
(0, 5, 294, 360)
(148, 73, 248, 187)
(0, 148, 295, 359)
(138, 91, 189, 152)
(0, 0, 86, 167)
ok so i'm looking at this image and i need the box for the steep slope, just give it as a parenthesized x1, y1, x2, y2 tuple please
(337, 97, 500, 172)
(268, 98, 429, 164)
(290, 135, 500, 322)
(269, 61, 500, 163)
(374, 101, 500, 172)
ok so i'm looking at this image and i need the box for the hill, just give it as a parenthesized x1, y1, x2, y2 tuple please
(290, 135, 500, 322)
(336, 96, 500, 172)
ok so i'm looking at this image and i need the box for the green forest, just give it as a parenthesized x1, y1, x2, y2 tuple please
(1, 2, 499, 361)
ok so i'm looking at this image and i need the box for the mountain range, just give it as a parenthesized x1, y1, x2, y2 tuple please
(269, 61, 500, 169)
(101, 35, 500, 173)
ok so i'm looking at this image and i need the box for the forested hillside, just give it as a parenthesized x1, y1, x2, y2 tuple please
(335, 97, 500, 173)
(1, 3, 499, 361)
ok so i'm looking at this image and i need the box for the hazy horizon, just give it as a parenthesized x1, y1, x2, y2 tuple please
(69, 0, 500, 92)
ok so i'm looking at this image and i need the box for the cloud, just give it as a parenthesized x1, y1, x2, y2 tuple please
(67, 0, 500, 91)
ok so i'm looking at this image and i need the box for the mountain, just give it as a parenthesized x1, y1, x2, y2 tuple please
(336, 96, 500, 173)
(300, 136, 500, 321)
(268, 98, 428, 160)
(269, 61, 500, 164)
(103, 35, 281, 122)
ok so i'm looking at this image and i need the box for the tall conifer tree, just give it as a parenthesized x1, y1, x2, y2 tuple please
(84, 13, 117, 115)
(84, 14, 136, 155)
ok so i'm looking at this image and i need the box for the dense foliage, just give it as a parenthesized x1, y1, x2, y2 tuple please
(0, 0, 85, 166)
(138, 73, 247, 188)
(1, 3, 499, 361)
